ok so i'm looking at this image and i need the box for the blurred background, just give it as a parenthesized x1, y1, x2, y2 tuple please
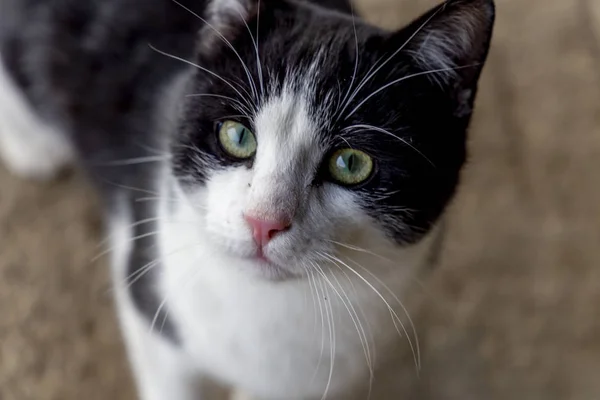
(1, 0, 599, 399)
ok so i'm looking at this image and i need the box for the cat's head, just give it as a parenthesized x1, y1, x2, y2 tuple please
(168, 0, 495, 278)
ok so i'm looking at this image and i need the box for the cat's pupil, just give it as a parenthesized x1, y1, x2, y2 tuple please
(347, 154, 355, 172)
(238, 128, 246, 145)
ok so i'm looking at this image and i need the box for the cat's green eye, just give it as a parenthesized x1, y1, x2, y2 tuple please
(218, 120, 257, 159)
(329, 148, 374, 186)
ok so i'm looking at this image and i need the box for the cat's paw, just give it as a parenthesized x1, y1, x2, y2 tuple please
(0, 56, 73, 180)
(230, 391, 252, 400)
(0, 124, 73, 180)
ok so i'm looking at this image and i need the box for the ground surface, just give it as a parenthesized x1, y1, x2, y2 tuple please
(1, 0, 600, 399)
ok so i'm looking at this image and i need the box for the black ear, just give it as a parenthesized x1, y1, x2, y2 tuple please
(395, 0, 495, 107)
(195, 0, 260, 55)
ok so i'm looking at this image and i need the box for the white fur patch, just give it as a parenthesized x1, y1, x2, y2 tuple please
(0, 54, 73, 179)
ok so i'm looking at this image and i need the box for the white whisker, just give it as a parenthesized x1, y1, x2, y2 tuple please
(305, 265, 318, 335)
(318, 252, 420, 373)
(338, 5, 445, 118)
(313, 261, 374, 389)
(345, 64, 479, 120)
(333, 262, 376, 397)
(158, 253, 207, 334)
(96, 216, 163, 249)
(92, 230, 162, 263)
(344, 255, 421, 372)
(314, 264, 335, 400)
(343, 124, 434, 166)
(220, 114, 250, 120)
(308, 266, 327, 388)
(132, 142, 170, 157)
(170, 0, 258, 101)
(185, 93, 252, 115)
(135, 196, 180, 203)
(121, 259, 160, 289)
(148, 44, 252, 110)
(256, 0, 264, 96)
(325, 239, 391, 261)
(150, 284, 175, 335)
(101, 180, 160, 196)
(149, 252, 203, 335)
(235, 3, 264, 98)
(336, 2, 360, 116)
(93, 155, 169, 167)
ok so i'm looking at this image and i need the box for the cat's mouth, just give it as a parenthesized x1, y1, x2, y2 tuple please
(233, 242, 304, 279)
(243, 251, 296, 280)
(255, 246, 270, 263)
(250, 246, 282, 267)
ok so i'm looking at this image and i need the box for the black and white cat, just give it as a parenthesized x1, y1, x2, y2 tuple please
(0, 0, 495, 398)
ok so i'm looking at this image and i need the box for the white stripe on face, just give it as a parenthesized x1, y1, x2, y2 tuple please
(245, 85, 325, 222)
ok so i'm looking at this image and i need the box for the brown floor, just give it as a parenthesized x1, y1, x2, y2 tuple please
(1, 0, 600, 399)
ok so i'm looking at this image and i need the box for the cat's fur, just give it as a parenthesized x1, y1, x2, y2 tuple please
(0, 0, 495, 398)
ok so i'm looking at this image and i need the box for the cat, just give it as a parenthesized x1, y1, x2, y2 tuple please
(0, 0, 495, 398)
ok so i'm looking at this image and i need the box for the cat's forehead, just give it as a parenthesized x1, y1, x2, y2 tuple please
(255, 88, 317, 147)
(258, 48, 332, 128)
(253, 66, 330, 175)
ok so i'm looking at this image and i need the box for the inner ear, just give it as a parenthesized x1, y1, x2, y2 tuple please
(394, 0, 495, 88)
(197, 0, 260, 56)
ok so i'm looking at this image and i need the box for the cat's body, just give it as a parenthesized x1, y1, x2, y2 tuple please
(0, 0, 495, 398)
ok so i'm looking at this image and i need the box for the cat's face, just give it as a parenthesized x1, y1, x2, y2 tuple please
(169, 0, 494, 278)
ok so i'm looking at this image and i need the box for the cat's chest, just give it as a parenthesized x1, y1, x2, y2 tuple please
(160, 243, 379, 398)
(154, 195, 420, 398)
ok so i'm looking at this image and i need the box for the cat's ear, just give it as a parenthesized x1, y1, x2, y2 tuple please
(393, 0, 495, 108)
(198, 0, 259, 55)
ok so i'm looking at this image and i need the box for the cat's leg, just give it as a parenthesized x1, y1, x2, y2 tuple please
(230, 391, 253, 400)
(0, 56, 74, 180)
(115, 291, 204, 400)
(116, 284, 232, 400)
(108, 213, 202, 400)
(109, 207, 231, 400)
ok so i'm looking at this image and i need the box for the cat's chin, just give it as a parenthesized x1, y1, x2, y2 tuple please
(203, 237, 306, 280)
(240, 247, 310, 280)
(234, 254, 297, 281)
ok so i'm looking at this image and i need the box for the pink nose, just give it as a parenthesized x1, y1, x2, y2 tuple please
(244, 215, 291, 247)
